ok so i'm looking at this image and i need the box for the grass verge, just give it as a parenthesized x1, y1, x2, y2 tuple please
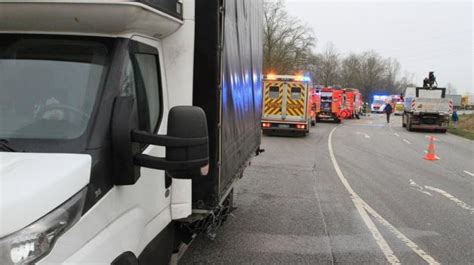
(448, 113, 474, 140)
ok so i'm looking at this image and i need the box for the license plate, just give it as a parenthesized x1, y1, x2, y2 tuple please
(278, 124, 290, 128)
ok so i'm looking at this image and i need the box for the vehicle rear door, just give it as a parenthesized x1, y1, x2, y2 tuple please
(263, 80, 284, 120)
(320, 91, 333, 113)
(284, 81, 306, 121)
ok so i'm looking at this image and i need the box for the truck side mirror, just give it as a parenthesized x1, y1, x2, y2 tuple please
(111, 96, 209, 185)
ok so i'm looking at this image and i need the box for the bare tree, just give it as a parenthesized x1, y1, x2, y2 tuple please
(340, 53, 362, 88)
(312, 42, 340, 86)
(263, 0, 316, 74)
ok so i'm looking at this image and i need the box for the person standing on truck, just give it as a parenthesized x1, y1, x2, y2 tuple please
(384, 102, 393, 123)
(452, 108, 459, 128)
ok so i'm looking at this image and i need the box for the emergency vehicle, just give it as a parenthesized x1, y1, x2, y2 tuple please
(342, 88, 363, 119)
(390, 94, 404, 115)
(262, 74, 311, 135)
(371, 95, 389, 113)
(309, 87, 320, 126)
(316, 87, 345, 123)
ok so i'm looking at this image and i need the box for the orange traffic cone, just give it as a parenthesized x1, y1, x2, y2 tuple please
(424, 136, 439, 160)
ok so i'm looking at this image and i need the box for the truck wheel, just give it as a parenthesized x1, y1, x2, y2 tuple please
(407, 118, 413, 131)
(402, 116, 406, 127)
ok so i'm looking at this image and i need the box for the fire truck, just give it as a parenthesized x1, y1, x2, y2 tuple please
(262, 74, 311, 135)
(309, 87, 320, 126)
(316, 87, 345, 123)
(342, 88, 362, 119)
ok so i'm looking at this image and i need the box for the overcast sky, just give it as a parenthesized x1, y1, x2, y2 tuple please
(285, 0, 473, 94)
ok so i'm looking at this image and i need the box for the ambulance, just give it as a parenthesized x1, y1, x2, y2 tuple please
(262, 75, 311, 135)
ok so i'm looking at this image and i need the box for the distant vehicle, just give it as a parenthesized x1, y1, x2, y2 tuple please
(446, 94, 462, 108)
(388, 94, 404, 115)
(402, 86, 452, 132)
(262, 74, 311, 135)
(394, 101, 404, 115)
(461, 94, 474, 109)
(371, 95, 388, 113)
(316, 87, 345, 123)
(309, 87, 320, 126)
(342, 88, 363, 119)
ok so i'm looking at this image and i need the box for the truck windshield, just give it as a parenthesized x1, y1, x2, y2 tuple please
(0, 36, 108, 139)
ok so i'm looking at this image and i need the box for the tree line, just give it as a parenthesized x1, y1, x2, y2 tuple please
(263, 0, 416, 100)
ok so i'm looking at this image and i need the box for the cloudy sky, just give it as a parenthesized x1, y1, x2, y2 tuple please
(285, 0, 473, 94)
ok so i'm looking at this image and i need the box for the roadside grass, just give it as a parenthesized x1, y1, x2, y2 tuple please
(448, 114, 474, 140)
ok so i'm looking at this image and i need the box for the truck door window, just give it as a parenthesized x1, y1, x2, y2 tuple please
(129, 51, 162, 133)
(269, 86, 280, 99)
(291, 87, 302, 100)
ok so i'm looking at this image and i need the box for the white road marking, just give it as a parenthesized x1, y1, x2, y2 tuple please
(394, 133, 400, 137)
(463, 170, 474, 177)
(356, 131, 371, 139)
(403, 139, 411, 144)
(328, 127, 440, 265)
(409, 179, 432, 196)
(329, 128, 400, 264)
(424, 186, 474, 214)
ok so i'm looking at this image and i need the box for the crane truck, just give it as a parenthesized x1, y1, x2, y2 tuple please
(402, 73, 452, 132)
(0, 0, 263, 264)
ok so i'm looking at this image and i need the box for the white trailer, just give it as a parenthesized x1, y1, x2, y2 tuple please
(0, 1, 263, 264)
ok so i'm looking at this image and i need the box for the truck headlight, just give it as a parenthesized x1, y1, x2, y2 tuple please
(0, 188, 87, 265)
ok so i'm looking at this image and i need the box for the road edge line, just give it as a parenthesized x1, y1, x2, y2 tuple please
(328, 126, 440, 265)
(328, 127, 400, 265)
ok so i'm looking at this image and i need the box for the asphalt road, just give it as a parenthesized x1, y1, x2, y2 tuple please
(180, 114, 474, 264)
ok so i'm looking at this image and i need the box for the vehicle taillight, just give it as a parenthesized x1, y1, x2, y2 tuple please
(296, 124, 306, 129)
(262, 122, 271, 128)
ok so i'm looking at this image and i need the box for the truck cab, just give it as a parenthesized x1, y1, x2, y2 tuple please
(0, 0, 263, 264)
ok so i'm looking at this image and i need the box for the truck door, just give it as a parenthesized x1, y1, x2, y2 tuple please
(263, 80, 284, 119)
(285, 82, 306, 121)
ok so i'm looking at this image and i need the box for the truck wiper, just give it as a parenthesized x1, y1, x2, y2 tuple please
(0, 139, 16, 152)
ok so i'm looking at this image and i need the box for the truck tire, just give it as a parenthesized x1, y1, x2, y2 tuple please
(402, 115, 406, 127)
(407, 117, 413, 131)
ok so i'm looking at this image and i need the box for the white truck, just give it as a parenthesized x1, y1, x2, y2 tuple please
(0, 0, 263, 264)
(402, 87, 452, 132)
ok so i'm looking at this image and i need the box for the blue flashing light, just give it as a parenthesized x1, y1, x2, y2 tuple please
(303, 76, 311, 82)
